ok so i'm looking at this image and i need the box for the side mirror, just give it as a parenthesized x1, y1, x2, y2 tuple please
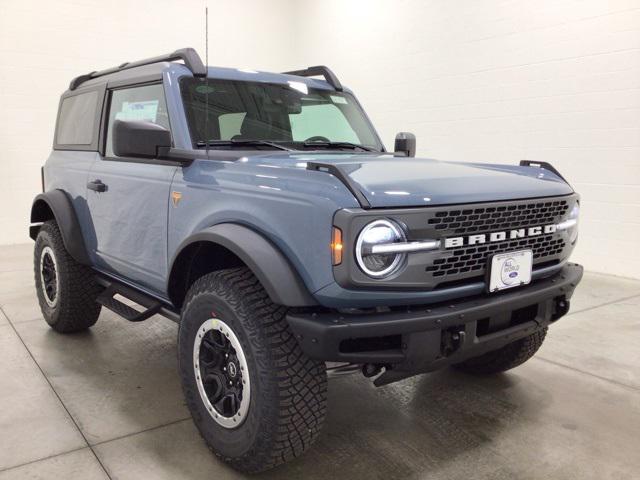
(113, 120, 171, 158)
(394, 132, 416, 157)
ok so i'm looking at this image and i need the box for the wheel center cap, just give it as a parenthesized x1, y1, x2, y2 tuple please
(227, 361, 237, 378)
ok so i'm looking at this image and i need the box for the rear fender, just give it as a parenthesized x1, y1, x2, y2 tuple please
(30, 190, 90, 265)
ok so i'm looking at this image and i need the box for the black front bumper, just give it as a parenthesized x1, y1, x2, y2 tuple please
(287, 263, 583, 384)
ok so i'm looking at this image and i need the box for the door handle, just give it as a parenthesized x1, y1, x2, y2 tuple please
(87, 179, 107, 192)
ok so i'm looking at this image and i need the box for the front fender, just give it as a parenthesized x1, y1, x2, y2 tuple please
(30, 190, 91, 265)
(170, 223, 317, 307)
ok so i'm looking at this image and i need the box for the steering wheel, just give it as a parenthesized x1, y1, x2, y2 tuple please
(304, 135, 331, 143)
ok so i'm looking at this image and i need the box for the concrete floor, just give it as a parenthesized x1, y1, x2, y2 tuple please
(0, 244, 639, 480)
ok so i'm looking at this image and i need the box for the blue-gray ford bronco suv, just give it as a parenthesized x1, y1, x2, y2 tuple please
(30, 48, 583, 473)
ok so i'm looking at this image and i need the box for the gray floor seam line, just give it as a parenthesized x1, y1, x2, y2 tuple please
(566, 293, 640, 317)
(0, 446, 88, 474)
(0, 317, 43, 325)
(0, 305, 114, 480)
(90, 417, 193, 448)
(534, 356, 640, 392)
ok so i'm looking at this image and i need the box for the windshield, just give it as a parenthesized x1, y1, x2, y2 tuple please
(180, 78, 383, 151)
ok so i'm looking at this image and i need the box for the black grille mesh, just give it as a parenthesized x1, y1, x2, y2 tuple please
(427, 235, 566, 278)
(428, 200, 569, 234)
(422, 198, 571, 285)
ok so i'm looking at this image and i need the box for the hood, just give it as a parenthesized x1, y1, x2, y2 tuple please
(243, 153, 574, 208)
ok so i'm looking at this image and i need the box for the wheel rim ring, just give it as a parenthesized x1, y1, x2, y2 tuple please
(193, 318, 251, 429)
(39, 246, 59, 308)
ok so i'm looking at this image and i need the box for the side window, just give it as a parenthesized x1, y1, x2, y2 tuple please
(218, 112, 246, 140)
(105, 84, 171, 157)
(56, 91, 99, 146)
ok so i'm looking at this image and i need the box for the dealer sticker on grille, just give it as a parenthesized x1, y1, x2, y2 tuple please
(488, 249, 533, 292)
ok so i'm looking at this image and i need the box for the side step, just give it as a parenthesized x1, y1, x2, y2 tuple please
(96, 283, 163, 322)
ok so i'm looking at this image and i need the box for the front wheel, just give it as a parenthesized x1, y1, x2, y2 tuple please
(178, 268, 327, 473)
(453, 328, 548, 375)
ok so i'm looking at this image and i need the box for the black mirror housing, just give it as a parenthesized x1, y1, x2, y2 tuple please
(394, 132, 416, 157)
(113, 120, 171, 158)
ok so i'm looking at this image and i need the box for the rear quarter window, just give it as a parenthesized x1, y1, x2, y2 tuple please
(55, 90, 99, 147)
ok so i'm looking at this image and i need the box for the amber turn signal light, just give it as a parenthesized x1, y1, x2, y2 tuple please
(331, 227, 343, 265)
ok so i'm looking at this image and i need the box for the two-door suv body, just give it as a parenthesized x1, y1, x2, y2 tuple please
(30, 48, 583, 473)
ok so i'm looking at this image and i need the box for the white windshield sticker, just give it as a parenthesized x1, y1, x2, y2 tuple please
(330, 95, 348, 104)
(115, 100, 159, 122)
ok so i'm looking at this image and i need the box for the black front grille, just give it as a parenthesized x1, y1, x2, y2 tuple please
(419, 197, 574, 287)
(428, 200, 569, 235)
(427, 234, 566, 278)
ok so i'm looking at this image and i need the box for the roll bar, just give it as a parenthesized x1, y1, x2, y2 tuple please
(283, 66, 343, 91)
(69, 47, 206, 90)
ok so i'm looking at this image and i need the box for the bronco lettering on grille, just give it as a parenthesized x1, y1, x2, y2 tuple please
(444, 224, 558, 249)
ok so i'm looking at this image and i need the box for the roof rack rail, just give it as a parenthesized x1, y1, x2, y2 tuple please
(69, 47, 207, 91)
(283, 66, 343, 91)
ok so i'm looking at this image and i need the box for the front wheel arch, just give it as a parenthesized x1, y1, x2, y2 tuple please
(168, 224, 317, 309)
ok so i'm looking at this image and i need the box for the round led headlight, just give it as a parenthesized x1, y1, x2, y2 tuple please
(568, 202, 580, 243)
(557, 201, 580, 244)
(355, 219, 407, 278)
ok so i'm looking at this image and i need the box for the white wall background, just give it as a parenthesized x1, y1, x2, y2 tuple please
(1, 0, 639, 278)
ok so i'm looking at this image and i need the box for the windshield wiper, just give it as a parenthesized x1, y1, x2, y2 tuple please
(301, 141, 377, 152)
(197, 139, 293, 151)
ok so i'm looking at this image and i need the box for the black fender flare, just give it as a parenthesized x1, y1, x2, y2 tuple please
(30, 190, 91, 265)
(170, 223, 317, 307)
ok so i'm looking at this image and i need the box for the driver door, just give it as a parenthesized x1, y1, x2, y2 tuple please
(86, 83, 177, 294)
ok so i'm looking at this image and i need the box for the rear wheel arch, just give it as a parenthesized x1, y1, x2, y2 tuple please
(30, 198, 54, 226)
(168, 224, 317, 309)
(30, 190, 90, 265)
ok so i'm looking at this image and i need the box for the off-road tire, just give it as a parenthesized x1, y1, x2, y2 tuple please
(454, 328, 548, 375)
(178, 267, 327, 473)
(34, 220, 101, 333)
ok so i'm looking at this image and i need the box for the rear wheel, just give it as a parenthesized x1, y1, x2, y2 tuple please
(454, 328, 547, 374)
(34, 220, 101, 333)
(178, 267, 327, 473)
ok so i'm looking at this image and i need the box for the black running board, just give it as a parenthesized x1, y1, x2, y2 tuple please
(95, 276, 180, 323)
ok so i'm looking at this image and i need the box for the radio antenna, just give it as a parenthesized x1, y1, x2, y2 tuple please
(204, 6, 209, 155)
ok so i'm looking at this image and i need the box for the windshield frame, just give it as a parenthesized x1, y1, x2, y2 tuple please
(179, 77, 385, 152)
